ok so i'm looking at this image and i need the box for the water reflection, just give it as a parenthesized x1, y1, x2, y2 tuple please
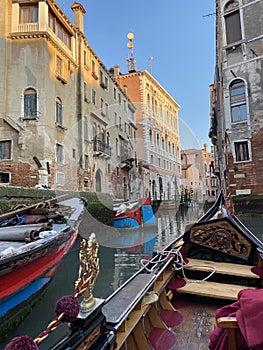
(2, 205, 262, 349)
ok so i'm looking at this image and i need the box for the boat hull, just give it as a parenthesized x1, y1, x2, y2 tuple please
(0, 196, 86, 337)
(113, 198, 156, 228)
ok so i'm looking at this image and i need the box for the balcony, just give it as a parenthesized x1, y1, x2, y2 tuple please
(120, 148, 134, 171)
(17, 23, 39, 32)
(93, 140, 111, 157)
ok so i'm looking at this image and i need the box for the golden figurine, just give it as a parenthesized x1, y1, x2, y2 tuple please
(75, 233, 99, 313)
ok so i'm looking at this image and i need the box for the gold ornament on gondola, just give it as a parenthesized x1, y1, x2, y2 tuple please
(75, 233, 99, 313)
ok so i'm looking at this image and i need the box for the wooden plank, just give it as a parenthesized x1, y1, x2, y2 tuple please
(176, 280, 255, 300)
(184, 258, 258, 279)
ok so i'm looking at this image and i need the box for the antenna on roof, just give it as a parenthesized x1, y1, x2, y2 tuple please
(149, 56, 153, 75)
(126, 32, 136, 73)
(203, 12, 216, 18)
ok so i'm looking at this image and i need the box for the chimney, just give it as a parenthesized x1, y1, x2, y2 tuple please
(114, 65, 120, 77)
(71, 2, 86, 33)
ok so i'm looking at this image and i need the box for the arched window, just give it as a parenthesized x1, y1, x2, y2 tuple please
(24, 88, 37, 118)
(230, 79, 247, 122)
(56, 97, 62, 125)
(224, 1, 242, 45)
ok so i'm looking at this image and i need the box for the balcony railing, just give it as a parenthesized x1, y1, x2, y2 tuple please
(93, 140, 112, 157)
(17, 23, 40, 32)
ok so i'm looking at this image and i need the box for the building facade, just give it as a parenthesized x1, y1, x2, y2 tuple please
(181, 145, 218, 203)
(113, 67, 181, 202)
(210, 0, 263, 195)
(0, 0, 137, 199)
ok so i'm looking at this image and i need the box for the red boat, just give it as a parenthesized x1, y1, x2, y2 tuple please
(0, 195, 87, 336)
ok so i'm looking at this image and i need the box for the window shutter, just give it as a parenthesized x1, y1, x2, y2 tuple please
(225, 11, 242, 44)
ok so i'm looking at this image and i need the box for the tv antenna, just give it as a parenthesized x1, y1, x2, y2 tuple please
(126, 32, 136, 72)
(149, 56, 153, 75)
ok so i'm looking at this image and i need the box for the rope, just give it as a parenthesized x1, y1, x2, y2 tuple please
(140, 245, 217, 283)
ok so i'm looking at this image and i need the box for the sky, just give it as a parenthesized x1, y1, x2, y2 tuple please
(59, 0, 216, 150)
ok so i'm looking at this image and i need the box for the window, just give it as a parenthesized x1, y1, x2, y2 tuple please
(105, 103, 109, 118)
(20, 4, 38, 23)
(56, 55, 63, 76)
(230, 80, 247, 122)
(84, 82, 88, 102)
(91, 60, 98, 79)
(106, 132, 110, 146)
(149, 129, 152, 143)
(56, 97, 63, 125)
(115, 139, 119, 156)
(56, 143, 64, 163)
(157, 134, 160, 147)
(0, 172, 10, 183)
(84, 50, 87, 66)
(84, 154, 89, 169)
(49, 12, 71, 48)
(234, 141, 250, 162)
(24, 88, 37, 118)
(224, 2, 242, 45)
(56, 172, 65, 185)
(114, 88, 117, 100)
(100, 98, 105, 116)
(91, 89, 96, 105)
(100, 71, 103, 83)
(84, 116, 88, 140)
(105, 77, 108, 90)
(128, 106, 134, 121)
(0, 140, 11, 160)
(92, 124, 97, 151)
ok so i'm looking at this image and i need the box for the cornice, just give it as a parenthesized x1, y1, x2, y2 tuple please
(9, 32, 78, 69)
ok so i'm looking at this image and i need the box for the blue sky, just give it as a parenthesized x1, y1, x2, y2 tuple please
(59, 0, 216, 149)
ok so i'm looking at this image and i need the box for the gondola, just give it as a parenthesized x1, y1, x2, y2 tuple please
(0, 195, 87, 338)
(5, 191, 263, 350)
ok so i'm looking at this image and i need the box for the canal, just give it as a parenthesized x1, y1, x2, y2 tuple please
(2, 204, 263, 349)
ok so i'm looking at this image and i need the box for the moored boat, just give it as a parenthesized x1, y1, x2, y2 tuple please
(5, 191, 263, 350)
(113, 197, 157, 228)
(0, 195, 87, 338)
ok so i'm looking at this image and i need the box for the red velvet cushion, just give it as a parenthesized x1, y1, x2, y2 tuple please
(167, 277, 186, 290)
(148, 327, 176, 350)
(160, 309, 183, 328)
